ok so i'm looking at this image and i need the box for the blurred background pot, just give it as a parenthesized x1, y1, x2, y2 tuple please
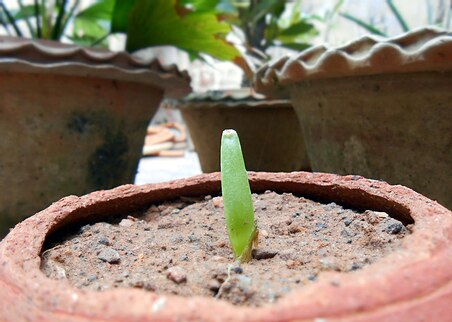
(255, 28, 452, 209)
(0, 37, 190, 237)
(178, 89, 310, 173)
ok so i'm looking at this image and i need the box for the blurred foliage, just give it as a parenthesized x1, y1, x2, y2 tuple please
(0, 0, 112, 47)
(339, 0, 451, 37)
(111, 0, 240, 61)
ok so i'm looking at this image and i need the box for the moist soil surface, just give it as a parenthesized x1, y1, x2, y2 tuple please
(41, 192, 410, 307)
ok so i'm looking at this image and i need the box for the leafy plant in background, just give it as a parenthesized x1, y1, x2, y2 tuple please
(188, 0, 318, 73)
(221, 129, 258, 263)
(110, 0, 240, 61)
(0, 0, 113, 46)
(340, 0, 451, 36)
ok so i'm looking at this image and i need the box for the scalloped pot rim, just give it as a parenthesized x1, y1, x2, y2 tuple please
(0, 36, 191, 98)
(254, 27, 452, 95)
(0, 172, 451, 321)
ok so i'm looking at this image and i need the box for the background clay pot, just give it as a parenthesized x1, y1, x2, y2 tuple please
(178, 89, 310, 172)
(0, 36, 190, 237)
(1, 172, 451, 321)
(254, 28, 452, 210)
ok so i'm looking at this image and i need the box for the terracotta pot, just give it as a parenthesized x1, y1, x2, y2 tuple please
(254, 28, 452, 210)
(1, 172, 451, 321)
(178, 89, 310, 172)
(0, 37, 191, 236)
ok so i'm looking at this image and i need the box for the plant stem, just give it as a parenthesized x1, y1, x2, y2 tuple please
(0, 2, 23, 37)
(18, 0, 36, 37)
(90, 32, 110, 47)
(51, 0, 68, 40)
(386, 0, 409, 32)
(34, 0, 41, 38)
(60, 0, 80, 38)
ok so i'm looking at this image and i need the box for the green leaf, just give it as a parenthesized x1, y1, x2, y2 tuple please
(221, 129, 257, 263)
(340, 12, 387, 36)
(279, 21, 314, 36)
(111, 0, 137, 33)
(77, 0, 114, 21)
(179, 0, 219, 12)
(280, 42, 311, 51)
(125, 0, 240, 60)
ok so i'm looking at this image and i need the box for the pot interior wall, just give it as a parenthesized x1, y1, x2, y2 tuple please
(0, 71, 163, 237)
(180, 104, 310, 173)
(289, 71, 452, 210)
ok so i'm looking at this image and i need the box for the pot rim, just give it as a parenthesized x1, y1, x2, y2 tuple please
(1, 172, 451, 321)
(177, 88, 291, 108)
(0, 36, 191, 98)
(254, 27, 452, 97)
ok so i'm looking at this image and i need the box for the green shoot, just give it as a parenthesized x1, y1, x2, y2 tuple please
(221, 129, 258, 263)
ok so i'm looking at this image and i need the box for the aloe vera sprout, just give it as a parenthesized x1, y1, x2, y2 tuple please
(221, 129, 257, 262)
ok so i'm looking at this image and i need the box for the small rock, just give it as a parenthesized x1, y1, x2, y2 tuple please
(386, 222, 403, 234)
(215, 240, 226, 248)
(97, 235, 110, 246)
(212, 197, 223, 208)
(375, 211, 389, 218)
(289, 224, 305, 234)
(252, 249, 278, 260)
(343, 218, 353, 226)
(350, 263, 360, 271)
(315, 223, 328, 231)
(119, 219, 134, 227)
(98, 248, 120, 264)
(129, 280, 155, 291)
(319, 257, 340, 271)
(207, 279, 221, 292)
(80, 224, 91, 233)
(233, 267, 243, 274)
(204, 195, 212, 200)
(292, 212, 301, 218)
(87, 274, 97, 282)
(260, 229, 269, 237)
(167, 266, 187, 284)
(307, 274, 317, 281)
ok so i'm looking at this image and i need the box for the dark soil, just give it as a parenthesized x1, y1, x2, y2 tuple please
(41, 192, 410, 307)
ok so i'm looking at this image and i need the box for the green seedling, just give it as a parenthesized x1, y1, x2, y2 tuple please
(221, 129, 258, 263)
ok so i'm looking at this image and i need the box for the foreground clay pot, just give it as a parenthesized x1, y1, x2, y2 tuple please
(0, 37, 190, 236)
(178, 89, 310, 172)
(254, 28, 452, 209)
(1, 172, 451, 321)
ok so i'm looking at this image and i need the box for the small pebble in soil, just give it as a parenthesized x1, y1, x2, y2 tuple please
(97, 235, 110, 246)
(97, 248, 120, 264)
(233, 267, 243, 274)
(386, 222, 403, 234)
(343, 218, 353, 226)
(167, 266, 187, 284)
(252, 249, 278, 260)
(119, 219, 134, 227)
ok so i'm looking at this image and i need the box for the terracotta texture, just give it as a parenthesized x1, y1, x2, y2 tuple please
(1, 172, 451, 321)
(253, 28, 452, 209)
(0, 37, 191, 236)
(254, 28, 452, 96)
(179, 89, 310, 172)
